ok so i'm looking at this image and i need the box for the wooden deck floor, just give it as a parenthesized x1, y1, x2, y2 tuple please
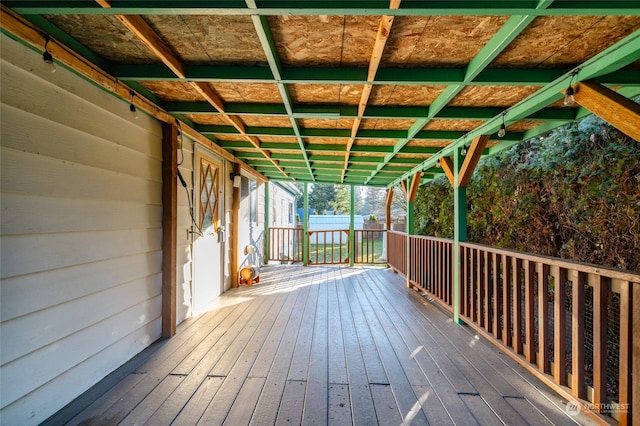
(45, 265, 597, 425)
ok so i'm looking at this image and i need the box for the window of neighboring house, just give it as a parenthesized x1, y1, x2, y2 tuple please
(249, 179, 257, 224)
(272, 204, 277, 226)
(289, 202, 294, 224)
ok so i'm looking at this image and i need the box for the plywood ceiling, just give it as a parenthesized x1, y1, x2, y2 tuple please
(4, 1, 640, 187)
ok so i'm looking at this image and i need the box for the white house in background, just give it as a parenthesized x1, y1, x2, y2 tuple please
(308, 215, 365, 244)
(0, 34, 273, 425)
(235, 179, 299, 269)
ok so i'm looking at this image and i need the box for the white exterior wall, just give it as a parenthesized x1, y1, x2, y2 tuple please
(176, 137, 195, 322)
(269, 183, 296, 228)
(0, 35, 163, 425)
(237, 176, 265, 269)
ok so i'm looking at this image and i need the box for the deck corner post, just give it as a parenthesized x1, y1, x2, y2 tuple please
(385, 187, 393, 267)
(303, 182, 309, 266)
(349, 184, 356, 267)
(264, 181, 270, 265)
(405, 172, 422, 288)
(231, 162, 240, 288)
(453, 147, 467, 325)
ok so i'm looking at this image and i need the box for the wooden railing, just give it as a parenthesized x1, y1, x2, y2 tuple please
(269, 228, 388, 265)
(409, 235, 453, 308)
(387, 231, 406, 275)
(387, 233, 639, 425)
(354, 229, 386, 264)
(308, 229, 350, 264)
(268, 227, 303, 262)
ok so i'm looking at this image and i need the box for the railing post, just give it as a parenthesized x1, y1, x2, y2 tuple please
(349, 184, 355, 266)
(406, 178, 415, 288)
(632, 281, 639, 425)
(453, 147, 466, 324)
(406, 172, 421, 288)
(303, 182, 309, 266)
(264, 181, 270, 264)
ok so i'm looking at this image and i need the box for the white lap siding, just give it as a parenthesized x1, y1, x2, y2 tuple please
(0, 35, 163, 425)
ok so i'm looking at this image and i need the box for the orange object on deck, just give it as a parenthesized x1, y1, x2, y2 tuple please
(239, 265, 260, 286)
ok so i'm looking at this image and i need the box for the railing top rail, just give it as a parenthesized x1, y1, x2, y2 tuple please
(409, 234, 454, 244)
(389, 231, 639, 282)
(308, 229, 351, 233)
(460, 240, 639, 282)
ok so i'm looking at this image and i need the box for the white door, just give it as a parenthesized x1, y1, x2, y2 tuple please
(192, 151, 224, 314)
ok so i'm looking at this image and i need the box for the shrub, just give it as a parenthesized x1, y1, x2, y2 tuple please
(414, 115, 640, 271)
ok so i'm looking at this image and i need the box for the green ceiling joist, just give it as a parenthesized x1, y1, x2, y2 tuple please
(247, 2, 314, 181)
(9, 1, 640, 16)
(126, 65, 638, 87)
(365, 3, 552, 184)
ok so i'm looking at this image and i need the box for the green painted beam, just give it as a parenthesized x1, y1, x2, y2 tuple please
(167, 101, 595, 122)
(391, 28, 640, 188)
(109, 64, 640, 87)
(201, 125, 426, 140)
(9, 2, 640, 16)
(308, 155, 344, 162)
(345, 164, 380, 171)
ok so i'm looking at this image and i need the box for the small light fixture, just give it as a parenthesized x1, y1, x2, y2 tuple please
(436, 158, 441, 168)
(176, 120, 183, 146)
(129, 90, 139, 119)
(564, 70, 578, 106)
(461, 144, 468, 156)
(230, 172, 242, 188)
(42, 36, 56, 73)
(498, 113, 506, 138)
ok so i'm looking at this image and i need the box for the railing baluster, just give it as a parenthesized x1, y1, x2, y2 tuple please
(538, 263, 550, 374)
(552, 265, 567, 386)
(477, 249, 484, 327)
(524, 260, 536, 364)
(460, 247, 466, 317)
(503, 255, 512, 348)
(493, 252, 501, 340)
(471, 249, 478, 322)
(484, 250, 491, 333)
(592, 275, 608, 411)
(513, 257, 523, 355)
(618, 279, 631, 425)
(571, 270, 586, 398)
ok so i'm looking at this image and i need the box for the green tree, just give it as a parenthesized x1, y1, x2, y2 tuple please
(334, 185, 351, 214)
(360, 186, 387, 218)
(308, 184, 336, 214)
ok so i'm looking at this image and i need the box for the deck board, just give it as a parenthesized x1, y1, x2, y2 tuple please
(44, 265, 599, 426)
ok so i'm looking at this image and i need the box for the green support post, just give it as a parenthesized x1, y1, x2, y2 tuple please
(264, 181, 270, 264)
(406, 177, 415, 288)
(453, 148, 466, 324)
(303, 182, 309, 266)
(349, 184, 355, 266)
